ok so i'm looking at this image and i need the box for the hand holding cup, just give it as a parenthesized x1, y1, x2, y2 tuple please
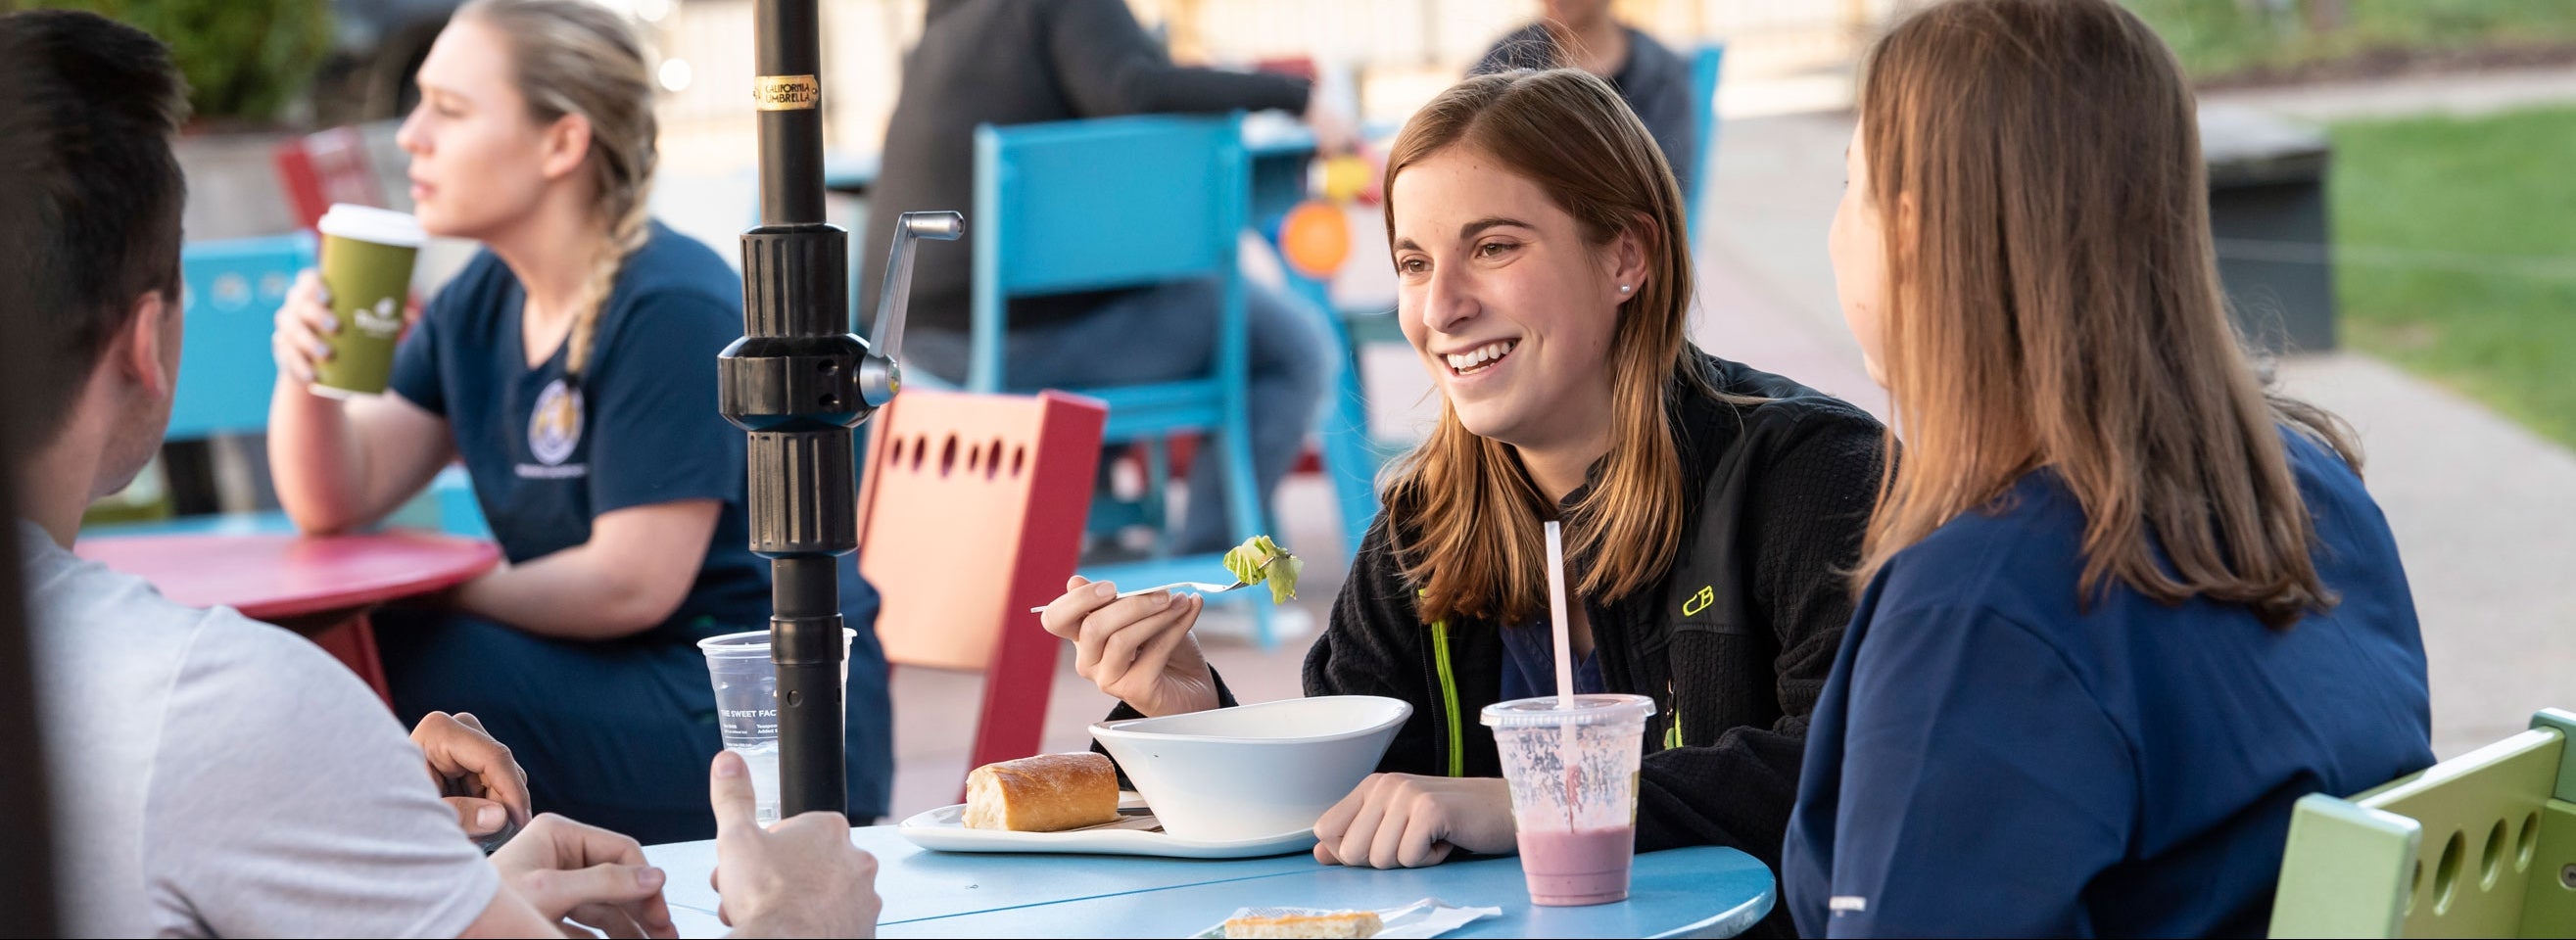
(271, 268, 339, 386)
(292, 204, 423, 397)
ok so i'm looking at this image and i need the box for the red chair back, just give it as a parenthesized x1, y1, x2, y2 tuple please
(856, 390, 1105, 789)
(273, 126, 386, 229)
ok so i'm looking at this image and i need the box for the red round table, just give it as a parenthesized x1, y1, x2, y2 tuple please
(75, 530, 500, 702)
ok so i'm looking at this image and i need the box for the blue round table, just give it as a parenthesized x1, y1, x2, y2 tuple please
(644, 824, 1775, 938)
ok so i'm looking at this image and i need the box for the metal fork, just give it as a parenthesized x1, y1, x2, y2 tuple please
(1026, 580, 1249, 613)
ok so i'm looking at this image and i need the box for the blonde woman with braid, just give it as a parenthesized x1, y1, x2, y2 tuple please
(268, 0, 893, 843)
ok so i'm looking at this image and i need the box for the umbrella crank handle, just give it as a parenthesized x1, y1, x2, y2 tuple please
(861, 211, 966, 407)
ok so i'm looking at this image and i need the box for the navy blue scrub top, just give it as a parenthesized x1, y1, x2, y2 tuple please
(389, 220, 879, 641)
(1500, 621, 1606, 700)
(1781, 428, 2433, 937)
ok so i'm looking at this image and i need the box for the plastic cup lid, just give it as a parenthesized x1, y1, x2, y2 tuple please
(1480, 693, 1655, 728)
(697, 627, 858, 658)
(316, 203, 425, 247)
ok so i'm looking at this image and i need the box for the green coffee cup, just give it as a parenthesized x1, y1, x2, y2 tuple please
(311, 204, 425, 398)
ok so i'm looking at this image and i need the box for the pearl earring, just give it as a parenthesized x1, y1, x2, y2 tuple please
(1619, 284, 1632, 294)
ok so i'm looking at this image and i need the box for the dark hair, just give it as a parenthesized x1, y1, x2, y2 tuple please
(0, 10, 190, 445)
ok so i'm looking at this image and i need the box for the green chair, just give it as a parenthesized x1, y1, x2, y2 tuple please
(2271, 708, 2576, 937)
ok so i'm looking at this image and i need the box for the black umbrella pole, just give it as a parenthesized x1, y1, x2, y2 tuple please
(721, 0, 850, 819)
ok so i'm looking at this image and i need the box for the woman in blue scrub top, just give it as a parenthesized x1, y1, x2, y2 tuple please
(265, 0, 891, 843)
(1780, 1, 2432, 935)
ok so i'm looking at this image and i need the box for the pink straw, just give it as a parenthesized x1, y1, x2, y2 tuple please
(1544, 521, 1579, 820)
(1543, 521, 1575, 711)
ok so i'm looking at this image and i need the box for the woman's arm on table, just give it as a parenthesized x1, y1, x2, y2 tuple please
(449, 498, 720, 640)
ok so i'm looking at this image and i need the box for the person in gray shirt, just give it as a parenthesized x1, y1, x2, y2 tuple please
(1474, 0, 1700, 196)
(3, 10, 877, 937)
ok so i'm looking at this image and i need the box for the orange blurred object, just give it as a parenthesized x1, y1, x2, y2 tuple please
(1280, 200, 1351, 278)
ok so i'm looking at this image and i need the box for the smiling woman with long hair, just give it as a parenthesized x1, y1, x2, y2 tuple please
(1780, 1, 2433, 934)
(1039, 69, 1884, 935)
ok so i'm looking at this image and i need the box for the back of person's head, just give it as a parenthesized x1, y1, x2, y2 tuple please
(1852, 0, 2355, 627)
(0, 9, 189, 451)
(450, 0, 658, 385)
(1378, 68, 1702, 626)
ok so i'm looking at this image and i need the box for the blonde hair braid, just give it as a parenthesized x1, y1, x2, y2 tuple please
(458, 0, 659, 386)
(565, 192, 653, 382)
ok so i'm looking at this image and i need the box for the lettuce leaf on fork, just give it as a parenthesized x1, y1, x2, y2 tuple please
(1220, 535, 1304, 604)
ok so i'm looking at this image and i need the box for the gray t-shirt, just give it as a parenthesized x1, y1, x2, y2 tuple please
(22, 521, 499, 937)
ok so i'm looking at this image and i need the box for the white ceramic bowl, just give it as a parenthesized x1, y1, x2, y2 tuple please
(1090, 695, 1411, 842)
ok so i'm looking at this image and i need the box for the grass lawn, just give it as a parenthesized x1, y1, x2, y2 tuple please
(2328, 105, 2576, 447)
(2124, 0, 2576, 79)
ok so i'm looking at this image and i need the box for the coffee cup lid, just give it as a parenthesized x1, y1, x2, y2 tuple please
(317, 203, 425, 248)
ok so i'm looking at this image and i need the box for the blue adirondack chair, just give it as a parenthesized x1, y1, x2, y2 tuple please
(170, 234, 310, 444)
(970, 114, 1284, 646)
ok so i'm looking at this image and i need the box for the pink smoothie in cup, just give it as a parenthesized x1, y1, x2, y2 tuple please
(1483, 694, 1655, 908)
(1517, 823, 1639, 905)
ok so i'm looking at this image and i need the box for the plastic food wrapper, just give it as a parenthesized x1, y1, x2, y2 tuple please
(1191, 898, 1503, 939)
(1220, 535, 1305, 604)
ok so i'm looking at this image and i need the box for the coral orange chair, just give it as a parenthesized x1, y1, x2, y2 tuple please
(856, 389, 1107, 794)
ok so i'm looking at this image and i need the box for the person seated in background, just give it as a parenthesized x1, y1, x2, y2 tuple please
(265, 0, 894, 842)
(1, 9, 877, 937)
(1473, 0, 1699, 196)
(861, 0, 1344, 558)
(1781, 1, 2434, 935)
(1042, 68, 1884, 939)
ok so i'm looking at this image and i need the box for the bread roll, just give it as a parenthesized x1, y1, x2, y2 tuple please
(1222, 911, 1383, 939)
(961, 753, 1121, 832)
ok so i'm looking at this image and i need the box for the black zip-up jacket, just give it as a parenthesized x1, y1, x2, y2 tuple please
(1115, 353, 1884, 916)
(1314, 350, 1881, 852)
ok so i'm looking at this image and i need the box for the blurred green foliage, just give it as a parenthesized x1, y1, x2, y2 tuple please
(16, 0, 334, 124)
(2124, 0, 2576, 79)
(2330, 106, 2576, 447)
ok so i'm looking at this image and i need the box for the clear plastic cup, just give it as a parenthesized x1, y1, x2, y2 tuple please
(1482, 693, 1655, 906)
(697, 628, 856, 824)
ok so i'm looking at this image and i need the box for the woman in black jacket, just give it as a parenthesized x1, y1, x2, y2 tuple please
(1039, 68, 1884, 909)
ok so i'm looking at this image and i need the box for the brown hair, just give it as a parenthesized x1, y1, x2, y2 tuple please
(455, 0, 657, 385)
(1378, 69, 1715, 626)
(1853, 0, 2358, 628)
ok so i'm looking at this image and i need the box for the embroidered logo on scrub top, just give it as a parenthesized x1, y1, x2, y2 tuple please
(526, 377, 585, 471)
